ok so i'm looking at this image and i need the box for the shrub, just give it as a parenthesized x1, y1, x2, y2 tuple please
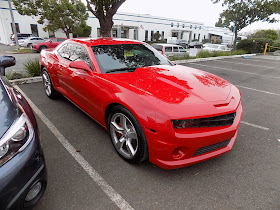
(169, 54, 191, 61)
(236, 38, 274, 53)
(24, 58, 41, 77)
(5, 71, 25, 80)
(196, 50, 213, 58)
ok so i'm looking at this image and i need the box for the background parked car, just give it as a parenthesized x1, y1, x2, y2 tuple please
(152, 43, 188, 57)
(0, 56, 47, 209)
(203, 44, 230, 52)
(31, 37, 68, 52)
(19, 37, 46, 48)
(188, 41, 203, 48)
(10, 33, 32, 41)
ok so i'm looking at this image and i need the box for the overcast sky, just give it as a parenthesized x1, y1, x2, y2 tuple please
(118, 0, 280, 33)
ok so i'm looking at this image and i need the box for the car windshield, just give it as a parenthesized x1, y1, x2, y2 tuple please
(91, 44, 173, 73)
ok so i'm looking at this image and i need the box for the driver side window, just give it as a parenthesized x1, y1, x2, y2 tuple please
(58, 44, 93, 70)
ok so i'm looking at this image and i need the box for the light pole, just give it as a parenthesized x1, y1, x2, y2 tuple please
(8, 0, 19, 50)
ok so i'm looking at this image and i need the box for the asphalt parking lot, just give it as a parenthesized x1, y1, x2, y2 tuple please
(16, 56, 280, 209)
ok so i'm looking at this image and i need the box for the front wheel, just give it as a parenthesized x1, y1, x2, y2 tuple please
(42, 68, 59, 99)
(109, 106, 148, 164)
(39, 46, 47, 52)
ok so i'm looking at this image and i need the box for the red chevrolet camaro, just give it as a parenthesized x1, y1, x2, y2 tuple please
(39, 38, 243, 169)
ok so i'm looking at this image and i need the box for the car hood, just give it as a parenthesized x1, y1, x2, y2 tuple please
(104, 65, 231, 105)
(0, 78, 18, 139)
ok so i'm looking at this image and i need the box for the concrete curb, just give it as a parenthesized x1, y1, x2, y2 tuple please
(8, 54, 256, 85)
(9, 76, 42, 85)
(173, 54, 257, 64)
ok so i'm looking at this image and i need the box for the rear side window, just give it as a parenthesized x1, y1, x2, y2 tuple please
(173, 47, 179, 52)
(165, 47, 172, 52)
(58, 38, 66, 42)
(152, 45, 162, 52)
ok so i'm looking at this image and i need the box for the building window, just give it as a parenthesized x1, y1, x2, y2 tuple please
(195, 25, 197, 29)
(190, 25, 192, 29)
(30, 24, 38, 37)
(10, 23, 20, 33)
(151, 31, 154, 41)
(198, 34, 201, 41)
(199, 26, 202, 30)
(182, 24, 185, 28)
(145, 30, 148, 41)
(171, 23, 173, 27)
(204, 35, 206, 40)
(177, 23, 179, 28)
(161, 31, 164, 40)
(194, 33, 196, 40)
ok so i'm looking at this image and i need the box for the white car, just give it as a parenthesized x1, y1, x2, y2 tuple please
(18, 37, 45, 47)
(152, 43, 188, 57)
(203, 44, 230, 52)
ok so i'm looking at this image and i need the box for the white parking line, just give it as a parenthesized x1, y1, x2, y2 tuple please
(190, 63, 280, 79)
(215, 60, 279, 70)
(235, 85, 280, 96)
(15, 86, 134, 210)
(240, 121, 270, 131)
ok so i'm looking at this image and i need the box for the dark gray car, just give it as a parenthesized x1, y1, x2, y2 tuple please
(0, 56, 47, 210)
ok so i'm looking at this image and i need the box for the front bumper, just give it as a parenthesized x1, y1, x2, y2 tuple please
(0, 135, 47, 210)
(147, 103, 243, 169)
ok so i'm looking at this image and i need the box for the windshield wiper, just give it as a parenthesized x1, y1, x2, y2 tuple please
(106, 67, 137, 73)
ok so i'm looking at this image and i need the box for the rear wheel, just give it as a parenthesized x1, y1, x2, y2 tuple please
(108, 105, 148, 164)
(27, 43, 32, 48)
(42, 68, 59, 99)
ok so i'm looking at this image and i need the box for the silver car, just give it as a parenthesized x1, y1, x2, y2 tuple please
(18, 37, 45, 48)
(152, 43, 188, 58)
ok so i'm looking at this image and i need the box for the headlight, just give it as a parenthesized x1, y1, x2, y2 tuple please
(0, 113, 34, 167)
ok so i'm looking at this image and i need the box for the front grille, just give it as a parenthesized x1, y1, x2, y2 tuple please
(193, 139, 231, 156)
(188, 112, 236, 128)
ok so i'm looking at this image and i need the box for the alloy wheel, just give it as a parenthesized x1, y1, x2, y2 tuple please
(110, 113, 139, 159)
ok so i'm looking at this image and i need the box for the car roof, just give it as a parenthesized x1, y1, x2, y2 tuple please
(152, 43, 182, 47)
(67, 37, 143, 47)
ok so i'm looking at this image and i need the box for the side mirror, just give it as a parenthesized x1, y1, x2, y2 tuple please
(0, 56, 16, 76)
(49, 40, 52, 43)
(69, 61, 91, 72)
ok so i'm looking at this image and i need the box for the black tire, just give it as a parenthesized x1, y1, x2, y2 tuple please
(27, 43, 32, 48)
(42, 68, 60, 99)
(108, 105, 149, 164)
(39, 46, 47, 52)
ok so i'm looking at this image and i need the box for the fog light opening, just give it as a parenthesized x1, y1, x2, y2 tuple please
(25, 181, 42, 202)
(172, 147, 186, 159)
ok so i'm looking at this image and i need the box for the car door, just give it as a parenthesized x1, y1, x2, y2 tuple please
(164, 46, 172, 57)
(58, 43, 97, 116)
(172, 46, 180, 57)
(49, 38, 58, 49)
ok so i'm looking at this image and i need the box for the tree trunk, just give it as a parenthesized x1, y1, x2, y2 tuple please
(99, 16, 113, 37)
(233, 29, 238, 51)
(65, 30, 70, 39)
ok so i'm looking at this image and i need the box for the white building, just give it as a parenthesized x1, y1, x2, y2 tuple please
(0, 0, 237, 45)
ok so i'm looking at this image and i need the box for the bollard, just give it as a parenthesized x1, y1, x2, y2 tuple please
(263, 43, 268, 56)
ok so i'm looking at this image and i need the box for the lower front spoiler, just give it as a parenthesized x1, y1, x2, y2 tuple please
(7, 164, 47, 210)
(150, 130, 238, 170)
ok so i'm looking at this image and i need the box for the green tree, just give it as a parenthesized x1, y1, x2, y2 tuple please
(212, 0, 280, 50)
(86, 0, 126, 37)
(13, 0, 90, 38)
(153, 32, 161, 41)
(253, 29, 279, 40)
